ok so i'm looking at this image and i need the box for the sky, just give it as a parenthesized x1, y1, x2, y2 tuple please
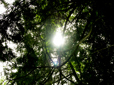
(0, 0, 15, 14)
(0, 0, 15, 79)
(0, 4, 6, 14)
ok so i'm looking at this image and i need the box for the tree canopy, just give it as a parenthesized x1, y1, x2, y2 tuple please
(0, 0, 114, 85)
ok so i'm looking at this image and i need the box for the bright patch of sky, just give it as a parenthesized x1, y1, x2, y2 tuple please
(0, 0, 15, 14)
(0, 4, 6, 14)
(4, 0, 15, 4)
(7, 41, 20, 57)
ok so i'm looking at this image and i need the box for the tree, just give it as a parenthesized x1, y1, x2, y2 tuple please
(0, 0, 114, 85)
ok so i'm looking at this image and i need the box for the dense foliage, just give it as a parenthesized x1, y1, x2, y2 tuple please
(0, 0, 114, 85)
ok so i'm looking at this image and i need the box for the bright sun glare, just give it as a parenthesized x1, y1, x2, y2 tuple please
(53, 29, 65, 47)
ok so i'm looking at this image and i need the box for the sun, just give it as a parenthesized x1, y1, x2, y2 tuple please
(53, 29, 65, 47)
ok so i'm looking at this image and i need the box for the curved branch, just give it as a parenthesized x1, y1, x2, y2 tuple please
(69, 62, 80, 83)
(41, 68, 54, 84)
(53, 73, 73, 83)
(61, 73, 77, 84)
(45, 48, 54, 64)
(91, 44, 114, 54)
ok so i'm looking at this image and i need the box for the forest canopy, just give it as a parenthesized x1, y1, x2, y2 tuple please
(0, 0, 114, 85)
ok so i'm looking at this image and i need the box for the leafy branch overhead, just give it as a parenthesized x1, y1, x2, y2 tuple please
(0, 0, 114, 85)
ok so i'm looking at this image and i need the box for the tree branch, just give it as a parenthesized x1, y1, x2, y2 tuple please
(61, 73, 77, 84)
(53, 73, 73, 83)
(41, 68, 54, 84)
(69, 62, 80, 83)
